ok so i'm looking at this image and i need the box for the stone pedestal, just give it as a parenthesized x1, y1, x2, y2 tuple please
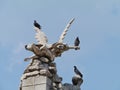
(21, 75, 52, 90)
(19, 59, 63, 90)
(19, 58, 83, 90)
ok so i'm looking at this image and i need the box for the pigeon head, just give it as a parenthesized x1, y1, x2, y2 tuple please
(34, 20, 36, 23)
(74, 66, 77, 69)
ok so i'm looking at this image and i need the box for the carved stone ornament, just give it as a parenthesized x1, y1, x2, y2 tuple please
(19, 18, 83, 90)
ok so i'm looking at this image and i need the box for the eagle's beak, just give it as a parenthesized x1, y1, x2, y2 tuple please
(25, 45, 28, 50)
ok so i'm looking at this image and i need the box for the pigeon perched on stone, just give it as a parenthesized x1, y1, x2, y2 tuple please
(74, 37, 80, 46)
(74, 66, 83, 78)
(34, 20, 41, 29)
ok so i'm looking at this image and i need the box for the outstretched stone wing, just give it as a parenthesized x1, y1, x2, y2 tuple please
(34, 27, 48, 45)
(58, 18, 75, 43)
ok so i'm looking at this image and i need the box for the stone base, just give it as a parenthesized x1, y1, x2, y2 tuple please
(21, 75, 52, 90)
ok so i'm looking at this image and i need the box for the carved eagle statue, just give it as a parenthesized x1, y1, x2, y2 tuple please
(25, 18, 80, 61)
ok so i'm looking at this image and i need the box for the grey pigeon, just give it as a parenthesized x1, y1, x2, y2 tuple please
(34, 20, 41, 29)
(74, 37, 80, 46)
(74, 66, 83, 78)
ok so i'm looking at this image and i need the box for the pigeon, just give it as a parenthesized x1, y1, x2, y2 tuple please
(74, 37, 80, 46)
(74, 66, 83, 78)
(34, 20, 41, 29)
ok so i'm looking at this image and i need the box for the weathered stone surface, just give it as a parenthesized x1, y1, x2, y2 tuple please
(22, 77, 34, 86)
(21, 75, 52, 90)
(34, 75, 51, 85)
(22, 86, 34, 90)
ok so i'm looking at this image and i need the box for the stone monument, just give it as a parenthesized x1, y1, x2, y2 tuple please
(19, 18, 83, 90)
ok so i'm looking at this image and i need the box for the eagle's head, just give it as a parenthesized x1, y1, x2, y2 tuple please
(25, 43, 34, 51)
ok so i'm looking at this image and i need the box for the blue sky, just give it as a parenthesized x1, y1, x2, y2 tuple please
(0, 0, 120, 90)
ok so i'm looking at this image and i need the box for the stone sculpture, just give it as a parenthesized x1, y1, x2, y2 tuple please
(20, 18, 83, 90)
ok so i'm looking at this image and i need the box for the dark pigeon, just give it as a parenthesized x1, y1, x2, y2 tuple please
(34, 20, 41, 29)
(74, 66, 83, 78)
(74, 37, 80, 46)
